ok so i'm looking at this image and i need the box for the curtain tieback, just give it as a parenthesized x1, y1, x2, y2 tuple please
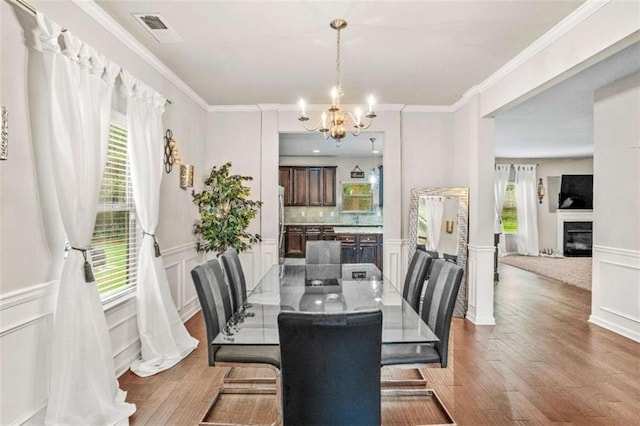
(71, 247, 95, 283)
(143, 232, 162, 257)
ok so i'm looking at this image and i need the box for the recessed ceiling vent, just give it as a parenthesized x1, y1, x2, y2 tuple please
(133, 13, 182, 44)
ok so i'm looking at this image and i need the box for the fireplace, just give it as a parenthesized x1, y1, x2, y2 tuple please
(563, 221, 593, 257)
(556, 210, 593, 256)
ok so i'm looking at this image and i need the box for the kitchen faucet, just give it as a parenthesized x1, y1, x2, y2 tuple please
(354, 215, 360, 225)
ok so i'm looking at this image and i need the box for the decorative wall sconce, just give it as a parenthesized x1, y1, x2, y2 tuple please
(179, 164, 194, 189)
(163, 129, 180, 173)
(1, 106, 8, 160)
(445, 220, 455, 234)
(537, 178, 546, 204)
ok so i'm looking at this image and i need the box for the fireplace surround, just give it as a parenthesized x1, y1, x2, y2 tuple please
(556, 210, 593, 257)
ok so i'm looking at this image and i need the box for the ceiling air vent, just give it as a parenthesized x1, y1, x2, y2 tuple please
(133, 13, 182, 44)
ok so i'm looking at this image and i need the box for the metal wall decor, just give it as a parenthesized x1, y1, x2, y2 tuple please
(350, 165, 365, 179)
(1, 106, 8, 160)
(179, 164, 194, 189)
(163, 129, 180, 173)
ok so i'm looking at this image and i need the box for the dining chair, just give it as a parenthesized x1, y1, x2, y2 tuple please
(190, 260, 280, 377)
(205, 258, 279, 386)
(381, 259, 463, 386)
(278, 310, 382, 426)
(219, 248, 248, 313)
(443, 253, 458, 264)
(305, 240, 341, 264)
(402, 249, 433, 313)
(416, 244, 438, 279)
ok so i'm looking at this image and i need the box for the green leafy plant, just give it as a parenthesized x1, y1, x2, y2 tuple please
(192, 162, 262, 254)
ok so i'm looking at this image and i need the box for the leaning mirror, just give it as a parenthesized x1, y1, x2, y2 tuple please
(408, 187, 469, 318)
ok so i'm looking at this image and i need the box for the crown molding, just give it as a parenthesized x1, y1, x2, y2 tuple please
(71, 0, 209, 111)
(456, 0, 611, 111)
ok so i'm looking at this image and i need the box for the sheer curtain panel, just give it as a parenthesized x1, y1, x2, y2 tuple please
(494, 164, 511, 255)
(424, 196, 445, 252)
(514, 164, 540, 256)
(34, 13, 136, 425)
(121, 72, 198, 377)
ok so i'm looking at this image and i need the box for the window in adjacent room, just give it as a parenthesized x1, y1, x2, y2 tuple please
(90, 118, 139, 299)
(501, 183, 518, 233)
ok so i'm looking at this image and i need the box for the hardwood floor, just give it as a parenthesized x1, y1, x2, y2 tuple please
(119, 264, 640, 425)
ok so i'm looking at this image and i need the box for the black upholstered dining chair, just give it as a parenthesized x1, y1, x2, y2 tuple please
(381, 259, 463, 386)
(278, 310, 383, 426)
(416, 244, 438, 279)
(402, 249, 433, 313)
(219, 248, 248, 313)
(190, 260, 280, 373)
(305, 240, 342, 264)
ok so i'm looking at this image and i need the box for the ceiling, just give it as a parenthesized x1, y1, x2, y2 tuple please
(495, 41, 640, 159)
(95, 0, 584, 106)
(88, 1, 638, 159)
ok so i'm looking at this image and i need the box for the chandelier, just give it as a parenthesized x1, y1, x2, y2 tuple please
(298, 19, 376, 144)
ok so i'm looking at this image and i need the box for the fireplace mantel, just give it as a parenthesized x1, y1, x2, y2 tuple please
(557, 210, 593, 254)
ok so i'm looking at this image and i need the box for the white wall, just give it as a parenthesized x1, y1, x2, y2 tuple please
(0, 2, 207, 424)
(590, 71, 640, 342)
(496, 157, 594, 252)
(400, 111, 455, 240)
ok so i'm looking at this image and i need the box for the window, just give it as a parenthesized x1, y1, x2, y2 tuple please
(342, 182, 373, 212)
(90, 121, 138, 298)
(501, 183, 518, 233)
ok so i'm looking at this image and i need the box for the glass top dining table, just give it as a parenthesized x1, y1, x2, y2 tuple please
(213, 263, 438, 346)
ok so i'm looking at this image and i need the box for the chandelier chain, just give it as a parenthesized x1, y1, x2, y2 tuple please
(336, 26, 342, 92)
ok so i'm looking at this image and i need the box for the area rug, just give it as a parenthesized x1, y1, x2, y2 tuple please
(499, 255, 592, 290)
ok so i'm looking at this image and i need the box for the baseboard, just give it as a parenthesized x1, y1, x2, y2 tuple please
(589, 314, 640, 343)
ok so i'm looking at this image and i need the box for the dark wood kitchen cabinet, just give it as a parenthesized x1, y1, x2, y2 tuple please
(284, 225, 337, 258)
(279, 166, 336, 207)
(292, 167, 308, 206)
(336, 233, 383, 272)
(284, 226, 305, 258)
(322, 167, 336, 206)
(279, 167, 293, 206)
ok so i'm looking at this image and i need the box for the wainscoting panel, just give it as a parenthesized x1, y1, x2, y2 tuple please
(590, 245, 640, 342)
(0, 282, 56, 425)
(165, 262, 182, 311)
(260, 239, 278, 286)
(385, 239, 403, 287)
(0, 242, 204, 424)
(466, 245, 496, 325)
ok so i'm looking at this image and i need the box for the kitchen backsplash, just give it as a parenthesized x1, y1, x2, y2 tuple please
(285, 206, 383, 225)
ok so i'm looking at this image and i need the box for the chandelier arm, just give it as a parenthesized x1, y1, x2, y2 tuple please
(359, 116, 375, 130)
(300, 119, 323, 132)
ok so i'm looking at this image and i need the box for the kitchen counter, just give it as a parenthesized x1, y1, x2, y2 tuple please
(333, 226, 383, 234)
(284, 222, 383, 227)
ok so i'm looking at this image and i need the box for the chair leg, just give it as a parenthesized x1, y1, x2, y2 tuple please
(200, 387, 279, 426)
(222, 366, 278, 386)
(381, 388, 456, 425)
(380, 366, 427, 387)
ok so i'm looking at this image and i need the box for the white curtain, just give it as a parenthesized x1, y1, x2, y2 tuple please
(35, 14, 136, 425)
(122, 72, 198, 377)
(494, 164, 511, 255)
(515, 164, 540, 256)
(424, 196, 445, 252)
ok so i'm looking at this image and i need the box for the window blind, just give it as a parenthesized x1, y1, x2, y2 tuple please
(90, 124, 138, 297)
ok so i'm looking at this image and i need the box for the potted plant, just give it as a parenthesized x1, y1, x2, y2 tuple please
(192, 162, 262, 254)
